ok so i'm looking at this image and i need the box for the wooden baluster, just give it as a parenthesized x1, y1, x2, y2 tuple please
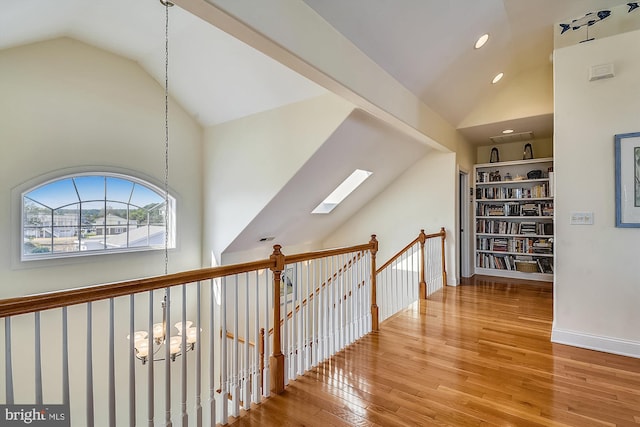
(163, 288, 173, 426)
(35, 312, 42, 405)
(370, 235, 379, 332)
(108, 298, 115, 427)
(62, 307, 70, 408)
(208, 280, 216, 426)
(164, 289, 172, 427)
(269, 245, 285, 395)
(147, 294, 154, 427)
(128, 297, 135, 427)
(440, 227, 447, 287)
(195, 281, 202, 427)
(232, 276, 239, 417)
(252, 271, 261, 405)
(220, 278, 228, 423)
(318, 257, 326, 362)
(5, 317, 13, 405)
(262, 271, 270, 398)
(243, 272, 250, 409)
(258, 327, 265, 396)
(87, 303, 95, 427)
(181, 284, 188, 427)
(306, 260, 312, 371)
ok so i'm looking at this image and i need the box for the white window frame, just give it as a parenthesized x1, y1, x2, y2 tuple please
(20, 171, 176, 261)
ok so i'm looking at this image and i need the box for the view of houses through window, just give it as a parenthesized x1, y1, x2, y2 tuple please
(22, 174, 174, 259)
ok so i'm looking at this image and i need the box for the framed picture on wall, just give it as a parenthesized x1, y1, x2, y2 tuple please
(615, 132, 640, 227)
(280, 267, 294, 305)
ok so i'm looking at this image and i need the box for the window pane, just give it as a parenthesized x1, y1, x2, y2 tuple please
(25, 178, 79, 209)
(104, 202, 131, 249)
(52, 207, 80, 253)
(148, 202, 167, 227)
(130, 183, 164, 209)
(52, 227, 80, 253)
(106, 177, 134, 204)
(24, 200, 52, 256)
(21, 173, 174, 259)
(74, 176, 105, 202)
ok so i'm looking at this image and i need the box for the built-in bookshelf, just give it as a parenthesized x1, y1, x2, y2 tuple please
(473, 157, 554, 281)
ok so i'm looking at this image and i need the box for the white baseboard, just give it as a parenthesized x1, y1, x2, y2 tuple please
(551, 328, 640, 359)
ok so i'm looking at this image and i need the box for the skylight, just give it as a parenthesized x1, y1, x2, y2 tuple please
(474, 34, 489, 49)
(312, 169, 373, 214)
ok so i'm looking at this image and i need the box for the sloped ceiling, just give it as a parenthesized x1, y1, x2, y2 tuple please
(302, 0, 630, 144)
(0, 0, 326, 127)
(225, 109, 430, 254)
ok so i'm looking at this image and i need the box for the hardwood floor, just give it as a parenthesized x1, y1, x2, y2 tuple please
(229, 276, 640, 426)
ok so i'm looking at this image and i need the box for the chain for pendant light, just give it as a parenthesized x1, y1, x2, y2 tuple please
(162, 0, 173, 275)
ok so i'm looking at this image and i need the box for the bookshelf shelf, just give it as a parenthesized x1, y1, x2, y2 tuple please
(473, 157, 554, 281)
(476, 250, 554, 258)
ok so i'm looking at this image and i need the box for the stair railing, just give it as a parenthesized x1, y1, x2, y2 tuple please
(376, 228, 447, 322)
(0, 236, 378, 426)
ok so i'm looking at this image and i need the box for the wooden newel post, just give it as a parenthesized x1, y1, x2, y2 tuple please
(369, 235, 379, 332)
(418, 229, 427, 299)
(418, 230, 427, 299)
(440, 227, 447, 287)
(269, 245, 285, 395)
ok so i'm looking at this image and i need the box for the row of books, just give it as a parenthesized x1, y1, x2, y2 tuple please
(476, 171, 549, 183)
(476, 184, 549, 200)
(477, 237, 553, 254)
(476, 253, 554, 273)
(476, 202, 554, 217)
(477, 220, 553, 235)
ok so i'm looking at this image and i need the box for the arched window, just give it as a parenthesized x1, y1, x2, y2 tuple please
(22, 173, 175, 260)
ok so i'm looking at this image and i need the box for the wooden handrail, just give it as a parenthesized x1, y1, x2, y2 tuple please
(0, 259, 274, 319)
(376, 229, 445, 274)
(0, 240, 378, 319)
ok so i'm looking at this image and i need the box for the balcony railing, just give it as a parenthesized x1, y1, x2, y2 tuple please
(0, 230, 445, 426)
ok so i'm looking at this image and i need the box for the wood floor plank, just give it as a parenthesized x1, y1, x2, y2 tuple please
(229, 276, 640, 426)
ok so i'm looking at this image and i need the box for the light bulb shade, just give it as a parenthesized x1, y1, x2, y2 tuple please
(135, 340, 150, 358)
(174, 321, 193, 334)
(153, 323, 165, 339)
(169, 336, 182, 355)
(186, 327, 198, 344)
(127, 331, 148, 341)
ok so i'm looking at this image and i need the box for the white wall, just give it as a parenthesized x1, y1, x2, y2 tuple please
(553, 29, 640, 357)
(323, 151, 457, 285)
(203, 94, 353, 265)
(0, 38, 203, 299)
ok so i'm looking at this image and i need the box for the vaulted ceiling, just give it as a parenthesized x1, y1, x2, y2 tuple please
(3, 0, 632, 256)
(3, 0, 629, 143)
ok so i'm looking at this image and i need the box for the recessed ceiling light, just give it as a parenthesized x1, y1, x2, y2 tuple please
(492, 72, 504, 84)
(475, 34, 489, 49)
(312, 169, 373, 214)
(502, 129, 514, 134)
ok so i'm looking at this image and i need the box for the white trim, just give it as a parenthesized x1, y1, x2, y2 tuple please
(551, 328, 640, 359)
(11, 165, 180, 269)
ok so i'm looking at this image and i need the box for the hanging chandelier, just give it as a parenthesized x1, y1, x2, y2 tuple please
(128, 296, 197, 364)
(127, 0, 198, 365)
